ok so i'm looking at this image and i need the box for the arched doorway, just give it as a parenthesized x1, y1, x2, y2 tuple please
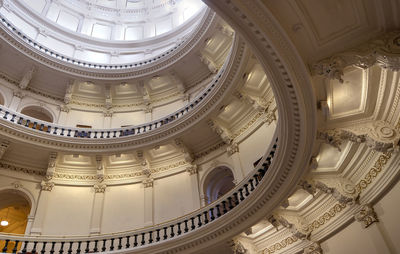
(0, 190, 31, 252)
(202, 166, 235, 205)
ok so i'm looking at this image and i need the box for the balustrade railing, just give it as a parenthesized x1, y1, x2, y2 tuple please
(0, 70, 223, 140)
(0, 137, 278, 254)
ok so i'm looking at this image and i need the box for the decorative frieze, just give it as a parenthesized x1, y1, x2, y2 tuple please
(318, 121, 400, 152)
(312, 32, 400, 83)
(354, 204, 379, 228)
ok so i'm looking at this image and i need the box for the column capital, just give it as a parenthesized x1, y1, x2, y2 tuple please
(93, 183, 107, 193)
(40, 180, 54, 191)
(354, 203, 379, 228)
(186, 165, 198, 175)
(303, 242, 323, 254)
(142, 178, 154, 188)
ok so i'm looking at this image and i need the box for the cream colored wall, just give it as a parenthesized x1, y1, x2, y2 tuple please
(322, 179, 400, 254)
(154, 172, 199, 224)
(41, 186, 94, 236)
(101, 184, 145, 233)
(238, 121, 276, 175)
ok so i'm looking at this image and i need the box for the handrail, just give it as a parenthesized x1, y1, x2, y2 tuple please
(0, 135, 278, 253)
(0, 69, 224, 140)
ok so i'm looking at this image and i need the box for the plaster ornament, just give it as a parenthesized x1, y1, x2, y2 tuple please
(46, 152, 58, 180)
(63, 83, 73, 104)
(303, 242, 323, 254)
(199, 54, 218, 73)
(354, 204, 379, 228)
(186, 165, 198, 175)
(11, 181, 22, 189)
(40, 180, 54, 191)
(314, 177, 359, 205)
(93, 183, 106, 193)
(318, 121, 400, 153)
(0, 140, 10, 160)
(12, 90, 25, 99)
(19, 66, 35, 90)
(272, 213, 311, 240)
(227, 142, 239, 156)
(313, 32, 400, 82)
(231, 240, 248, 254)
(298, 179, 317, 196)
(208, 119, 234, 145)
(142, 178, 153, 188)
(59, 105, 70, 113)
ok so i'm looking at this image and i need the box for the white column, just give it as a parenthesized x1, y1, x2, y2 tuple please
(366, 223, 392, 253)
(103, 113, 112, 128)
(200, 194, 209, 207)
(30, 181, 54, 235)
(230, 151, 245, 183)
(143, 179, 154, 226)
(186, 166, 201, 210)
(90, 184, 106, 235)
(8, 92, 23, 111)
(24, 215, 35, 235)
(57, 106, 70, 125)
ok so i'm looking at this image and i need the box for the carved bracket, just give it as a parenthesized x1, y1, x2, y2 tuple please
(312, 32, 400, 82)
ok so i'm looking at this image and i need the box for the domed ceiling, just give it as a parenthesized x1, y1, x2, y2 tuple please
(0, 0, 207, 64)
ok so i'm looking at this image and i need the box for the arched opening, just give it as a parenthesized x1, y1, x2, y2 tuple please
(0, 190, 31, 252)
(203, 166, 235, 205)
(20, 106, 53, 123)
(0, 93, 4, 105)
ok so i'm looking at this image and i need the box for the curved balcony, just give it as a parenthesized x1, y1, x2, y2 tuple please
(0, 134, 278, 254)
(0, 8, 217, 79)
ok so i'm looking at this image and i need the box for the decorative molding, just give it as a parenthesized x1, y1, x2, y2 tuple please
(0, 140, 10, 159)
(271, 213, 311, 240)
(11, 181, 22, 189)
(263, 235, 299, 254)
(308, 203, 347, 231)
(40, 180, 54, 191)
(142, 178, 154, 188)
(0, 161, 45, 176)
(45, 152, 57, 180)
(314, 177, 359, 205)
(231, 240, 248, 254)
(93, 183, 107, 193)
(19, 66, 35, 90)
(186, 164, 198, 175)
(317, 121, 400, 153)
(355, 151, 392, 193)
(354, 204, 379, 228)
(303, 242, 323, 254)
(312, 31, 400, 83)
(227, 142, 239, 156)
